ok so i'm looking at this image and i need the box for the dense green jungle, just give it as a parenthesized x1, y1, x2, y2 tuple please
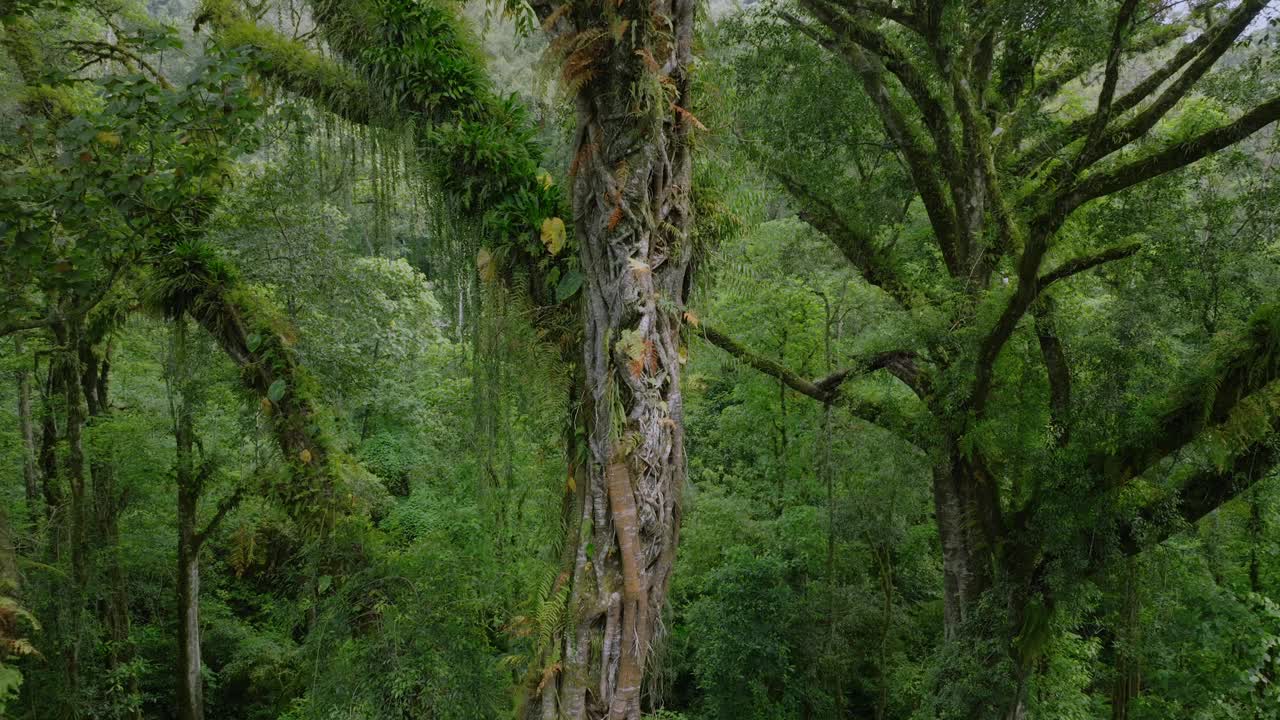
(2, 0, 1280, 718)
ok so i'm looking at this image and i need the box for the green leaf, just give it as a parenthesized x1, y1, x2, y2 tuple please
(246, 333, 263, 352)
(317, 575, 332, 594)
(556, 269, 583, 303)
(267, 379, 287, 403)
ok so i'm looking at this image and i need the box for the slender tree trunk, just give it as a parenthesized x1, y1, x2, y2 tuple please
(52, 317, 88, 704)
(15, 337, 40, 518)
(535, 3, 697, 717)
(177, 502, 203, 720)
(81, 337, 140, 719)
(1111, 557, 1141, 720)
(39, 363, 60, 524)
(172, 318, 205, 720)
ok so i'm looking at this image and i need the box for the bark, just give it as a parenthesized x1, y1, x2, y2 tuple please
(531, 2, 697, 717)
(15, 337, 39, 517)
(81, 335, 140, 718)
(38, 363, 60, 525)
(52, 317, 88, 701)
(173, 318, 205, 720)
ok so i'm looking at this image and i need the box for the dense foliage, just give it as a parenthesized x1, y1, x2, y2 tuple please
(2, 0, 1279, 719)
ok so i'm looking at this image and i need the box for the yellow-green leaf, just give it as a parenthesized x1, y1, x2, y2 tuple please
(541, 217, 566, 256)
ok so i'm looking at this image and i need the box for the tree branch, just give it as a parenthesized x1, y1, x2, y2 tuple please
(1015, 0, 1266, 173)
(1112, 416, 1280, 560)
(1064, 95, 1280, 213)
(744, 144, 914, 307)
(1078, 0, 1270, 169)
(1032, 296, 1071, 447)
(195, 484, 244, 548)
(697, 324, 929, 447)
(1080, 0, 1142, 156)
(1088, 305, 1280, 486)
(972, 240, 1141, 415)
(196, 1, 379, 127)
(1038, 241, 1142, 288)
(781, 10, 962, 275)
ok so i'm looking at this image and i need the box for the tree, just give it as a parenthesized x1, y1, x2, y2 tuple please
(702, 1, 1280, 715)
(196, 1, 702, 715)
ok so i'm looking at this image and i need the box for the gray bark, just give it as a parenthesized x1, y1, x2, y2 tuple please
(534, 1, 698, 717)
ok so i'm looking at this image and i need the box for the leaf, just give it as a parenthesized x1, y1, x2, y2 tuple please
(536, 168, 554, 189)
(476, 247, 496, 282)
(299, 449, 312, 465)
(259, 397, 272, 415)
(541, 216, 567, 256)
(95, 131, 121, 147)
(317, 575, 332, 593)
(556, 269, 583, 302)
(683, 310, 700, 328)
(246, 333, 263, 353)
(615, 329, 646, 361)
(267, 379, 287, 403)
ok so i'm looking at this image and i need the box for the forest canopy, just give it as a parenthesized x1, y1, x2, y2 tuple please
(1, 0, 1280, 718)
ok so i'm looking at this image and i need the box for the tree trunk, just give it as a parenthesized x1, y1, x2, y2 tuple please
(1111, 558, 1141, 720)
(173, 318, 206, 720)
(15, 336, 39, 518)
(177, 507, 203, 720)
(931, 437, 1037, 719)
(535, 3, 697, 717)
(39, 362, 60, 523)
(932, 442, 998, 637)
(52, 317, 89, 703)
(82, 337, 141, 719)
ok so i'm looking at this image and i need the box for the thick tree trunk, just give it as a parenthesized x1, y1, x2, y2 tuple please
(535, 3, 697, 717)
(932, 442, 998, 636)
(931, 437, 1037, 720)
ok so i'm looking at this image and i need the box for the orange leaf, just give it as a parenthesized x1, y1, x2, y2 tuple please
(671, 102, 707, 131)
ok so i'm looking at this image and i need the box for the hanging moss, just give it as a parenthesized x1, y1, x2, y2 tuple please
(199, 0, 579, 311)
(147, 237, 358, 529)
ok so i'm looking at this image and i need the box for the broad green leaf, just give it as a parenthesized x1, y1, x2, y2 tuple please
(556, 269, 583, 302)
(267, 379, 287, 403)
